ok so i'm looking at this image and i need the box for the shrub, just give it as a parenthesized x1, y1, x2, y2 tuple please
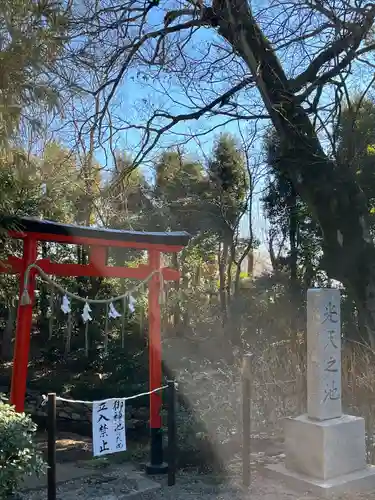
(0, 397, 46, 498)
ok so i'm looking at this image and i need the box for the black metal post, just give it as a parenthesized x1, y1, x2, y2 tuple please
(148, 427, 165, 470)
(146, 395, 168, 475)
(47, 393, 57, 500)
(242, 354, 252, 489)
(167, 380, 177, 486)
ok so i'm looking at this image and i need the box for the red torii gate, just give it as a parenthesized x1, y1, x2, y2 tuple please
(1, 217, 190, 473)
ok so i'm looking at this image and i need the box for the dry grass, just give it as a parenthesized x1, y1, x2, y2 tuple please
(162, 337, 375, 466)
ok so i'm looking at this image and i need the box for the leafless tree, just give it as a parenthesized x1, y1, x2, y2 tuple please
(59, 0, 375, 345)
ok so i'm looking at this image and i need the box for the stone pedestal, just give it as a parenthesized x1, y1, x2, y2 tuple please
(285, 414, 366, 480)
(266, 462, 375, 497)
(266, 414, 375, 495)
(265, 288, 375, 495)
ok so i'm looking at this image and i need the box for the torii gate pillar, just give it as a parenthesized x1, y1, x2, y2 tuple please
(146, 249, 166, 473)
(2, 217, 190, 475)
(10, 237, 37, 412)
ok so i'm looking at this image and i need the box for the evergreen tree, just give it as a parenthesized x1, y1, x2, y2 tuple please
(263, 128, 322, 289)
(206, 133, 249, 317)
(207, 133, 248, 238)
(154, 149, 207, 234)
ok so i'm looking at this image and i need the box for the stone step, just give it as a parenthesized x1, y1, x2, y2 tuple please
(19, 462, 98, 491)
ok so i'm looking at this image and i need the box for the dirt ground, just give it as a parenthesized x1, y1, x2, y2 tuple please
(35, 430, 93, 462)
(19, 463, 375, 500)
(19, 432, 375, 500)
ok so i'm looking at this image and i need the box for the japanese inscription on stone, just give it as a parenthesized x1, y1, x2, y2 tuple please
(92, 398, 127, 456)
(307, 288, 341, 421)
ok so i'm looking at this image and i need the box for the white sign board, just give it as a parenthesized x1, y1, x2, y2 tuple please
(92, 398, 127, 456)
(307, 288, 341, 421)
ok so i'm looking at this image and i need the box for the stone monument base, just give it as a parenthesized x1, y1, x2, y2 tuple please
(264, 413, 375, 496)
(265, 463, 375, 497)
(285, 414, 366, 479)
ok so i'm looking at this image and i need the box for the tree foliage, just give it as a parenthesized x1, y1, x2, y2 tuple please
(3, 0, 375, 354)
(0, 0, 67, 147)
(52, 0, 375, 343)
(0, 399, 46, 498)
(207, 133, 248, 238)
(336, 98, 375, 219)
(263, 128, 323, 288)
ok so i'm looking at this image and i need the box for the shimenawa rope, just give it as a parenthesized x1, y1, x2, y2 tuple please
(20, 263, 165, 306)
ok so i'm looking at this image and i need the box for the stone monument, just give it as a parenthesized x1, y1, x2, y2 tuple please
(266, 288, 375, 495)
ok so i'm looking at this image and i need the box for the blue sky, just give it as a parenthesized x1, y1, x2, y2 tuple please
(93, 88, 269, 244)
(52, 0, 375, 251)
(59, 2, 319, 246)
(91, 64, 270, 244)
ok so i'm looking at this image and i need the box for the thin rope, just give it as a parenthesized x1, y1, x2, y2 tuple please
(21, 263, 163, 306)
(46, 385, 169, 406)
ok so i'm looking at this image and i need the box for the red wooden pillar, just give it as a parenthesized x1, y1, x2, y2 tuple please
(10, 237, 37, 412)
(146, 249, 167, 473)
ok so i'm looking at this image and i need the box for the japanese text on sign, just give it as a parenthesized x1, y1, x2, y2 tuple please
(322, 301, 341, 405)
(92, 398, 127, 456)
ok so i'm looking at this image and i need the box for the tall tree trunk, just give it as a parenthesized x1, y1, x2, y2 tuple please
(218, 241, 228, 323)
(247, 250, 254, 276)
(288, 186, 299, 345)
(226, 240, 235, 305)
(357, 303, 368, 343)
(234, 262, 241, 296)
(234, 247, 254, 295)
(289, 187, 298, 291)
(268, 236, 277, 272)
(213, 1, 375, 346)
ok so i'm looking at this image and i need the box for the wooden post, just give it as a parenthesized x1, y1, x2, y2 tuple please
(48, 393, 57, 500)
(242, 353, 252, 488)
(10, 237, 37, 412)
(167, 380, 177, 486)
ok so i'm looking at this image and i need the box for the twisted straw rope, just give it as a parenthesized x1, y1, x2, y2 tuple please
(20, 263, 165, 305)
